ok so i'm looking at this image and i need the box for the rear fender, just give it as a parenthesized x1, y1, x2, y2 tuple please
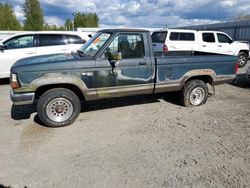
(181, 69, 216, 86)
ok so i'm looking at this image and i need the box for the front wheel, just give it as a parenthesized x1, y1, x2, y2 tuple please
(181, 80, 208, 107)
(37, 88, 81, 127)
(238, 52, 248, 68)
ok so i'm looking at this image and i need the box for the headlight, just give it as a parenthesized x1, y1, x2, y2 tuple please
(10, 73, 20, 89)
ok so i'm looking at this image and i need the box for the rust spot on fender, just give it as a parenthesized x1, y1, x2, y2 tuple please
(201, 70, 213, 74)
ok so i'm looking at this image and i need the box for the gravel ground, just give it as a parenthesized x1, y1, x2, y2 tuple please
(0, 63, 249, 188)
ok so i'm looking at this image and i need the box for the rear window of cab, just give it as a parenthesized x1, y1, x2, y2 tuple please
(151, 32, 168, 43)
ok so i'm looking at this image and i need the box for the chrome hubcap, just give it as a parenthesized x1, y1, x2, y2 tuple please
(190, 87, 205, 106)
(46, 98, 73, 122)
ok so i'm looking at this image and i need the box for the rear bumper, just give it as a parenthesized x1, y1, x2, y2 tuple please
(10, 90, 35, 105)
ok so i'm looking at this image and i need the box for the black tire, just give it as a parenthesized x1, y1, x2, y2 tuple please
(37, 88, 81, 127)
(238, 52, 248, 68)
(181, 80, 208, 107)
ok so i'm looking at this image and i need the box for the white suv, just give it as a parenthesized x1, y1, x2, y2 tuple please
(0, 31, 87, 78)
(152, 29, 250, 67)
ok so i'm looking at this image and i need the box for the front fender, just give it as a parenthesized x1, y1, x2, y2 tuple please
(15, 73, 96, 101)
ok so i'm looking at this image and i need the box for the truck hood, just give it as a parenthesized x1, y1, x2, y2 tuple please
(232, 41, 250, 49)
(11, 52, 93, 73)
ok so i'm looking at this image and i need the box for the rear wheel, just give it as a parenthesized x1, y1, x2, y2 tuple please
(181, 80, 208, 107)
(37, 88, 81, 127)
(238, 52, 248, 68)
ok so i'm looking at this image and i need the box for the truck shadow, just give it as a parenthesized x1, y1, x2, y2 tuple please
(11, 93, 181, 127)
(161, 92, 181, 106)
(230, 73, 250, 89)
(83, 92, 181, 112)
(83, 95, 161, 112)
(11, 104, 36, 120)
(0, 78, 9, 85)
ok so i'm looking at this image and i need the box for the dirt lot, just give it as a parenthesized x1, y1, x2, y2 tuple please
(0, 64, 249, 188)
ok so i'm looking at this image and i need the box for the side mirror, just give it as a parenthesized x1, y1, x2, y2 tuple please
(111, 52, 122, 61)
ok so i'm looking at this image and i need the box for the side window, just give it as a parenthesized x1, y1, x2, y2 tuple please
(169, 32, 179, 40)
(202, 33, 215, 43)
(170, 32, 195, 41)
(105, 34, 145, 59)
(39, 34, 66, 47)
(4, 35, 34, 49)
(66, 35, 85, 44)
(179, 33, 195, 41)
(151, 32, 167, 43)
(217, 33, 232, 43)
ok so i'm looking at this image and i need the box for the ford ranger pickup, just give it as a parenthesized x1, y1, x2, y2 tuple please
(10, 29, 238, 127)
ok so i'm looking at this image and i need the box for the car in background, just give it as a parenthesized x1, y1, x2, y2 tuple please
(152, 29, 250, 67)
(0, 31, 87, 79)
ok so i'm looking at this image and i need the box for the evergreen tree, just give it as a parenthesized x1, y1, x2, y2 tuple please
(74, 12, 99, 28)
(0, 3, 22, 30)
(64, 18, 72, 31)
(44, 24, 65, 31)
(23, 0, 44, 31)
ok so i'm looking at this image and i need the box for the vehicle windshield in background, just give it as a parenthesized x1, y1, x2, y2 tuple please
(152, 32, 168, 43)
(79, 32, 111, 57)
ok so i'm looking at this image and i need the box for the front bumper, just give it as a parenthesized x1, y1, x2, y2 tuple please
(10, 90, 35, 105)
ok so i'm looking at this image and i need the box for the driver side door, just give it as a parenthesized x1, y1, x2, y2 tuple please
(95, 32, 154, 99)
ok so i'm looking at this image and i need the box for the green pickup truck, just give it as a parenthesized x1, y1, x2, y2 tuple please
(10, 29, 238, 127)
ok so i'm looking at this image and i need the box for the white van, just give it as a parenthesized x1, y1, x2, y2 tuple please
(0, 31, 88, 79)
(152, 29, 250, 67)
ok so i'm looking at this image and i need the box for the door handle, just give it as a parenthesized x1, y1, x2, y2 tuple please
(139, 62, 146, 65)
(153, 44, 156, 46)
(218, 45, 222, 47)
(202, 45, 207, 47)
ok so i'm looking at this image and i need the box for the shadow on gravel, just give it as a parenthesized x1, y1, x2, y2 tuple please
(11, 104, 36, 120)
(83, 94, 161, 112)
(160, 91, 182, 106)
(230, 73, 250, 89)
(11, 94, 162, 126)
(10, 92, 183, 127)
(0, 78, 9, 85)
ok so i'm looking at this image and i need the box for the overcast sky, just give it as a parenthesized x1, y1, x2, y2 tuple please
(3, 0, 250, 28)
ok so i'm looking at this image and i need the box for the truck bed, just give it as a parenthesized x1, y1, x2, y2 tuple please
(154, 54, 237, 93)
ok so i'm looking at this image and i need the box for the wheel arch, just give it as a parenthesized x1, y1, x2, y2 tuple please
(35, 84, 86, 102)
(184, 75, 214, 86)
(238, 50, 249, 58)
(181, 69, 216, 87)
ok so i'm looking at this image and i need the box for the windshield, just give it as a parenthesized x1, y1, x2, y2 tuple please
(79, 32, 111, 57)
